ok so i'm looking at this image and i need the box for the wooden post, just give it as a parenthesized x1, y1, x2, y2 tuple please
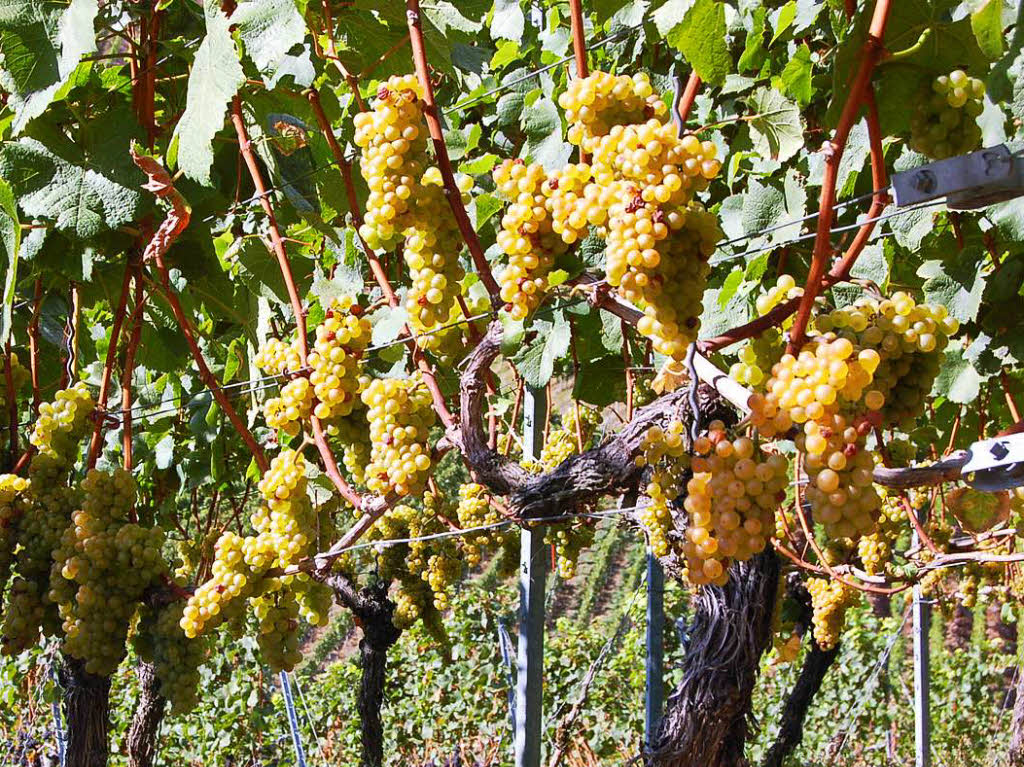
(516, 385, 547, 767)
(645, 552, 665, 749)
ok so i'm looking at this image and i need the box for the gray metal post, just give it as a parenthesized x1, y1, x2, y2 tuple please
(516, 385, 547, 767)
(912, 510, 931, 767)
(645, 551, 665, 749)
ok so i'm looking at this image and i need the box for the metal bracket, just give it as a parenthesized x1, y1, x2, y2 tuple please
(961, 433, 1024, 491)
(892, 144, 1024, 211)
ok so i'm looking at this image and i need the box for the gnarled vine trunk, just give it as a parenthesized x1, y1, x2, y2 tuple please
(59, 654, 111, 767)
(650, 549, 780, 767)
(327, 576, 402, 767)
(126, 661, 166, 767)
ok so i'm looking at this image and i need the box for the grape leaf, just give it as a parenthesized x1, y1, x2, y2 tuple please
(970, 0, 1004, 61)
(745, 87, 803, 162)
(515, 311, 571, 388)
(923, 271, 984, 324)
(521, 97, 571, 170)
(0, 0, 98, 136)
(172, 1, 245, 186)
(0, 178, 19, 346)
(774, 43, 813, 105)
(652, 0, 695, 37)
(490, 0, 525, 43)
(738, 7, 767, 74)
(665, 0, 730, 87)
(234, 0, 312, 88)
(932, 342, 982, 405)
(0, 136, 142, 240)
(770, 2, 796, 45)
(370, 304, 409, 346)
(573, 354, 626, 407)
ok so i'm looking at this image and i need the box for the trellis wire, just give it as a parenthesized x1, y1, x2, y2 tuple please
(826, 606, 912, 760)
(279, 671, 309, 767)
(291, 670, 329, 767)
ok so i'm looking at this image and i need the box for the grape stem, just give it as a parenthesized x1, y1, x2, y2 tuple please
(568, 0, 588, 78)
(121, 267, 146, 476)
(787, 0, 893, 353)
(27, 278, 42, 415)
(405, 0, 502, 304)
(4, 340, 16, 466)
(131, 148, 270, 474)
(876, 27, 932, 66)
(86, 260, 135, 470)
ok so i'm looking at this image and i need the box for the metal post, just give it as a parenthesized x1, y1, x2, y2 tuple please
(912, 512, 931, 767)
(279, 671, 308, 767)
(645, 551, 665, 749)
(516, 385, 547, 767)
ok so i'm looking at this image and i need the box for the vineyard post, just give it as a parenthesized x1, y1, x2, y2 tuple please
(516, 385, 548, 767)
(645, 552, 665, 749)
(279, 671, 308, 767)
(913, 517, 932, 767)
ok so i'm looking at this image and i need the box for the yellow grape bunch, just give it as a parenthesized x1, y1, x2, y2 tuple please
(636, 419, 691, 558)
(361, 375, 436, 497)
(402, 169, 468, 344)
(29, 381, 94, 458)
(253, 448, 317, 568)
(559, 71, 667, 152)
(50, 468, 167, 676)
(256, 297, 371, 436)
(682, 423, 789, 586)
(354, 74, 428, 249)
(0, 474, 29, 595)
(308, 297, 371, 420)
(807, 577, 858, 651)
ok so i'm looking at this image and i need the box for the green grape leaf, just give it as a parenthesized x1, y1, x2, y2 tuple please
(970, 0, 1004, 61)
(573, 354, 626, 407)
(774, 43, 813, 105)
(932, 341, 982, 405)
(738, 7, 767, 74)
(745, 87, 803, 162)
(0, 178, 19, 347)
(521, 96, 571, 170)
(652, 0, 695, 37)
(0, 0, 98, 136)
(0, 135, 142, 240)
(234, 0, 313, 88)
(154, 433, 175, 470)
(665, 0, 730, 87)
(491, 0, 525, 43)
(515, 311, 571, 388)
(172, 1, 245, 186)
(923, 270, 985, 324)
(770, 1, 797, 45)
(369, 304, 409, 346)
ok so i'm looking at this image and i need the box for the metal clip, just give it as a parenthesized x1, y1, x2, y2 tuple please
(961, 433, 1024, 491)
(892, 144, 1024, 211)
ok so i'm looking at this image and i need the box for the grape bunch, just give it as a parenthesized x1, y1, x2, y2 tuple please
(729, 326, 784, 387)
(293, 576, 333, 627)
(682, 422, 789, 586)
(0, 352, 28, 413)
(263, 377, 313, 437)
(813, 293, 958, 428)
(254, 337, 302, 377)
(329, 401, 373, 485)
(455, 483, 507, 568)
(309, 297, 371, 420)
(252, 448, 316, 568)
(0, 475, 29, 595)
(493, 159, 568, 319)
(402, 171, 468, 343)
(428, 284, 489, 366)
(29, 381, 94, 457)
(50, 468, 167, 676)
(361, 376, 436, 497)
(754, 274, 803, 316)
(610, 198, 721, 361)
(354, 74, 428, 249)
(134, 602, 209, 713)
(2, 386, 95, 654)
(181, 531, 261, 638)
(545, 162, 608, 245)
(636, 419, 691, 558)
(807, 577, 857, 650)
(547, 521, 596, 579)
(253, 587, 302, 672)
(539, 405, 601, 470)
(910, 70, 985, 160)
(559, 71, 667, 153)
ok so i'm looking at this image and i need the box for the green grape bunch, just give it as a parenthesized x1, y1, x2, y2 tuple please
(910, 69, 985, 160)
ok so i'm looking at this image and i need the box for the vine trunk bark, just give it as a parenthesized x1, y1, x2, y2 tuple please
(59, 654, 111, 767)
(1010, 666, 1024, 766)
(650, 549, 780, 767)
(126, 661, 167, 767)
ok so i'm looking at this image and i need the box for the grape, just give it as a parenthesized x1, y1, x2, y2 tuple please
(635, 419, 691, 558)
(253, 587, 302, 672)
(807, 577, 856, 650)
(0, 352, 29, 414)
(29, 382, 94, 458)
(354, 74, 428, 250)
(455, 483, 509, 568)
(910, 70, 986, 159)
(253, 448, 317, 568)
(361, 375, 436, 498)
(254, 337, 302, 377)
(558, 71, 667, 154)
(0, 475, 29, 596)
